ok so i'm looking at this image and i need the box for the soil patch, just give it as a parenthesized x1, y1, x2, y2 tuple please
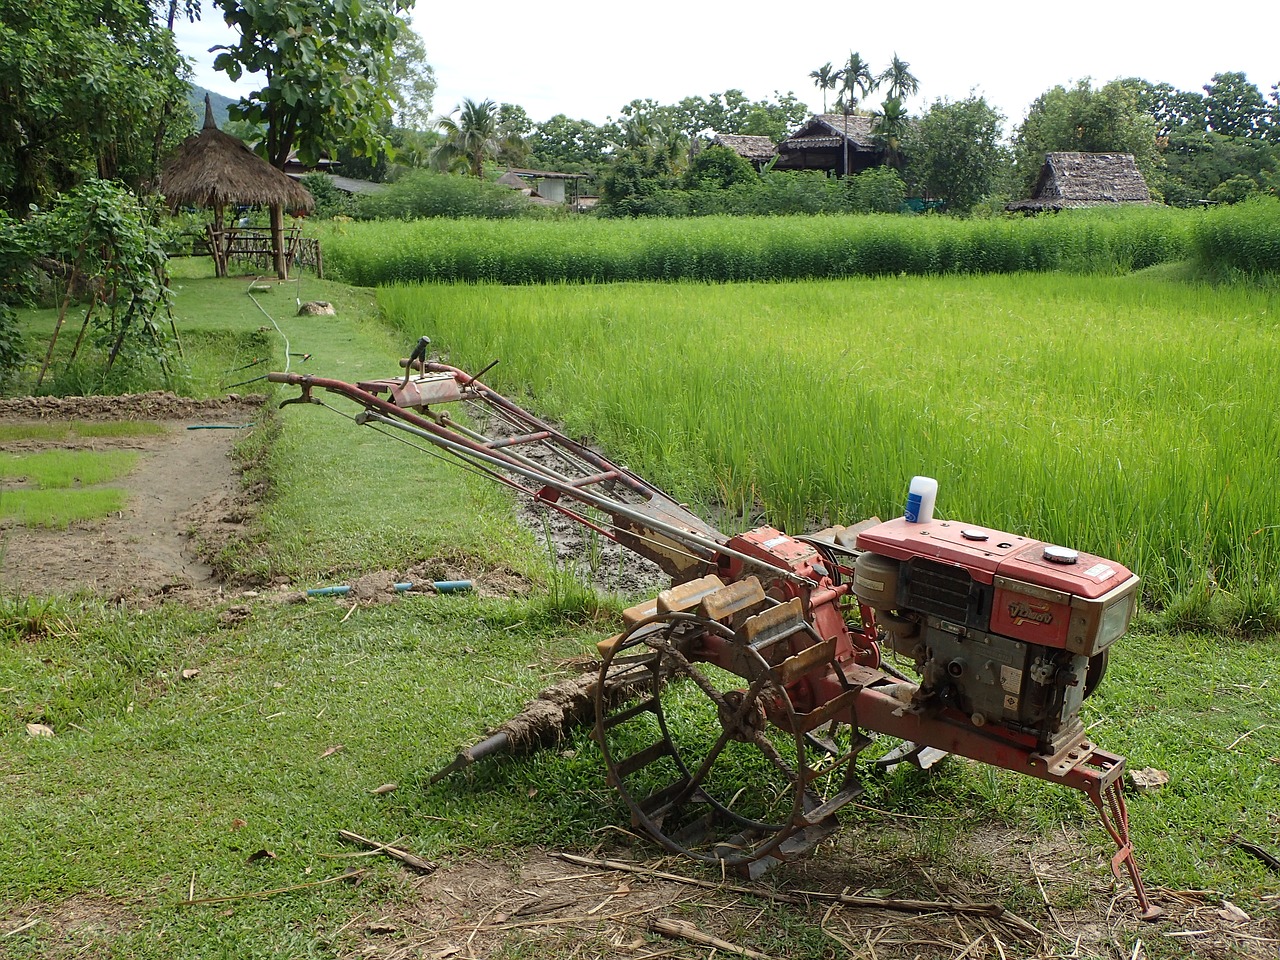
(0, 894, 141, 956)
(0, 393, 263, 601)
(340, 838, 1278, 959)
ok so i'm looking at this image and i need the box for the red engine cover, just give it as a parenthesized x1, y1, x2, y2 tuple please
(856, 518, 1137, 654)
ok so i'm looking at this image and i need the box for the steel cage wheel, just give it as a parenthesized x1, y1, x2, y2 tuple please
(595, 611, 813, 868)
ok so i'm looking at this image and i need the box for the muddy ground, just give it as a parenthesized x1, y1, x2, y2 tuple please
(0, 392, 264, 601)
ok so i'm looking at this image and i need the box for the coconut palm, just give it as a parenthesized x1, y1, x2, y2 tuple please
(809, 62, 838, 113)
(879, 53, 919, 103)
(430, 98, 499, 177)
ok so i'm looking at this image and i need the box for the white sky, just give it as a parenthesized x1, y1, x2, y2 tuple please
(176, 0, 1278, 135)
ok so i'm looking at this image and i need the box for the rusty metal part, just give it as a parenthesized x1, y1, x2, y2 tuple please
(268, 368, 812, 586)
(594, 608, 868, 875)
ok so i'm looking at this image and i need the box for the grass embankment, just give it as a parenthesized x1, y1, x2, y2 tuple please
(321, 205, 1199, 285)
(3, 260, 1279, 958)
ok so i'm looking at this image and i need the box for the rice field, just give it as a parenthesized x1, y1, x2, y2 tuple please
(379, 272, 1280, 626)
(322, 206, 1202, 286)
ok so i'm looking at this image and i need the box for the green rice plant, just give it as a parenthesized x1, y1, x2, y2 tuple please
(1, 449, 138, 488)
(1192, 195, 1280, 277)
(378, 273, 1280, 617)
(318, 207, 1197, 287)
(0, 487, 128, 527)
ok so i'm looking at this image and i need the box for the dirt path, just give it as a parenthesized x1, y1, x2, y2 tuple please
(0, 393, 262, 601)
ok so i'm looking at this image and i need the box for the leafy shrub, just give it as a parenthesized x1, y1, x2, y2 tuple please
(0, 211, 35, 383)
(357, 170, 539, 220)
(682, 146, 757, 190)
(300, 173, 357, 219)
(845, 166, 907, 214)
(2, 180, 177, 395)
(1192, 196, 1280, 277)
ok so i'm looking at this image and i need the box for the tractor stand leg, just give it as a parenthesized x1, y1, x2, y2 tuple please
(1086, 779, 1164, 921)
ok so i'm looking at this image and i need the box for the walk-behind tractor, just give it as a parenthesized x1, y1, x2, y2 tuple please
(270, 340, 1162, 920)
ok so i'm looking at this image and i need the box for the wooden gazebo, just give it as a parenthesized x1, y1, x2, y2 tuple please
(160, 97, 313, 279)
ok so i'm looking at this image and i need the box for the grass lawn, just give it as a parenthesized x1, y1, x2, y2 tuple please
(2, 259, 1277, 959)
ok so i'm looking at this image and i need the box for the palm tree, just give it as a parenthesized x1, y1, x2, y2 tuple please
(809, 62, 838, 113)
(836, 52, 877, 175)
(431, 98, 499, 177)
(872, 96, 910, 170)
(879, 53, 919, 103)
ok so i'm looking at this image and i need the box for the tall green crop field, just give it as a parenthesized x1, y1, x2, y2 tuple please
(380, 273, 1280, 625)
(322, 207, 1199, 286)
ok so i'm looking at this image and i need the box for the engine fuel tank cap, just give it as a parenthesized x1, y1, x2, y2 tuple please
(1043, 545, 1079, 564)
(960, 529, 989, 541)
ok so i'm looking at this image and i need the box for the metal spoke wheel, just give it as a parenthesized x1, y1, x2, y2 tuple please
(595, 611, 851, 872)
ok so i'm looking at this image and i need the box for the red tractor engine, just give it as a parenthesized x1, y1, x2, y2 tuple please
(853, 518, 1138, 756)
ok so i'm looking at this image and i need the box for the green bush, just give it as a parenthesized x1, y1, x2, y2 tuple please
(355, 170, 537, 220)
(1192, 195, 1280, 276)
(299, 173, 357, 219)
(600, 168, 907, 219)
(0, 211, 34, 383)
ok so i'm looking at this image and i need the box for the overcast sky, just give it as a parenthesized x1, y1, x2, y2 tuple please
(175, 0, 1278, 136)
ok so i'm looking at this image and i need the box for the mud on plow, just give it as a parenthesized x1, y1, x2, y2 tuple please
(270, 338, 1163, 920)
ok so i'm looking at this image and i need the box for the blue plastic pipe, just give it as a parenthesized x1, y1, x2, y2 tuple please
(305, 580, 472, 597)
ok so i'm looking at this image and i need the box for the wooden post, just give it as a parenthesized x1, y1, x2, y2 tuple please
(35, 239, 88, 388)
(270, 203, 286, 279)
(212, 203, 228, 277)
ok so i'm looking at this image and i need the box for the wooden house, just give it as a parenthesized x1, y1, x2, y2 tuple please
(775, 114, 882, 176)
(1007, 152, 1152, 212)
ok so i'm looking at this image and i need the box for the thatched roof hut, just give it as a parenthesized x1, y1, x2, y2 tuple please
(775, 114, 881, 175)
(1007, 152, 1152, 212)
(711, 133, 777, 169)
(160, 97, 312, 278)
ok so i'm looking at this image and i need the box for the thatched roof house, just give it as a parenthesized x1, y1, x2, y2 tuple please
(1007, 152, 1152, 212)
(160, 98, 312, 278)
(711, 133, 777, 169)
(775, 114, 882, 175)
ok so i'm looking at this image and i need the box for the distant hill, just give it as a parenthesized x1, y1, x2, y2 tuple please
(186, 85, 239, 129)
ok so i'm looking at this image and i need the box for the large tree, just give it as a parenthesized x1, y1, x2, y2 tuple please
(1123, 78, 1207, 137)
(388, 24, 436, 132)
(0, 0, 189, 211)
(1203, 72, 1272, 140)
(1013, 79, 1158, 194)
(526, 115, 611, 171)
(905, 94, 1007, 213)
(211, 0, 411, 169)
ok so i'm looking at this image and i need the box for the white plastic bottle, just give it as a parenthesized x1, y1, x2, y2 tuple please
(904, 476, 938, 523)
